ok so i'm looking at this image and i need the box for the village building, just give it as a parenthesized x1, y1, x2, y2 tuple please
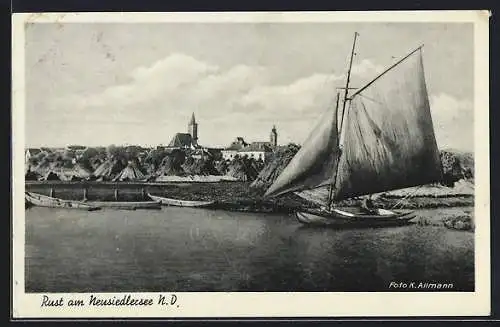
(167, 113, 199, 149)
(221, 126, 278, 162)
(190, 148, 213, 160)
(238, 142, 273, 162)
(221, 137, 248, 161)
(168, 133, 195, 149)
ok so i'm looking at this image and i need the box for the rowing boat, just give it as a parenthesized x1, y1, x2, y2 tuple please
(86, 200, 161, 210)
(148, 193, 215, 208)
(25, 192, 100, 211)
(296, 208, 416, 228)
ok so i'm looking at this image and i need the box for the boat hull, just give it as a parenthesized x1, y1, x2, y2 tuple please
(148, 193, 215, 208)
(296, 208, 416, 228)
(86, 201, 161, 210)
(25, 192, 100, 211)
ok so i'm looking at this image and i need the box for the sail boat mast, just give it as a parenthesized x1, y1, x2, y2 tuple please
(327, 32, 359, 211)
(339, 32, 359, 132)
(327, 92, 341, 208)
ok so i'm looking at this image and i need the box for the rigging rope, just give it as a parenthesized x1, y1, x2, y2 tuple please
(389, 184, 424, 210)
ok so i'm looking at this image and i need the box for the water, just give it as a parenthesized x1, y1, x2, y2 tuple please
(25, 207, 474, 292)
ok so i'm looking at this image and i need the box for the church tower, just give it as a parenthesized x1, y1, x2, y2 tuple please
(270, 125, 277, 147)
(188, 113, 198, 145)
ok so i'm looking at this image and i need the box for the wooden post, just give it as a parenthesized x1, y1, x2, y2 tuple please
(114, 188, 119, 201)
(50, 188, 55, 198)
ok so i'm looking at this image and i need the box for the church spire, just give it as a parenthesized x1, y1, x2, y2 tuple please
(188, 112, 198, 145)
(270, 124, 278, 147)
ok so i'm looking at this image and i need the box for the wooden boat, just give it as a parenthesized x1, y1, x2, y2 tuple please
(25, 192, 100, 211)
(85, 200, 161, 210)
(296, 208, 416, 228)
(264, 33, 444, 228)
(147, 193, 215, 208)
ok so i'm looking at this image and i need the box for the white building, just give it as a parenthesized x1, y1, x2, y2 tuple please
(221, 137, 248, 161)
(237, 142, 273, 162)
(222, 126, 278, 162)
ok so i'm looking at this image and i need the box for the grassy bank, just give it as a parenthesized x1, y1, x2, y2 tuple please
(25, 181, 474, 213)
(412, 207, 475, 232)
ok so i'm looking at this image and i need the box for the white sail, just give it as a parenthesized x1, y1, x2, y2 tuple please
(264, 106, 340, 198)
(332, 48, 443, 201)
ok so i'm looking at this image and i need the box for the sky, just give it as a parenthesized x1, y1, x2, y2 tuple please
(25, 22, 474, 151)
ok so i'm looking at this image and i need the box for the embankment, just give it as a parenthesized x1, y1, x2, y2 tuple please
(25, 181, 474, 213)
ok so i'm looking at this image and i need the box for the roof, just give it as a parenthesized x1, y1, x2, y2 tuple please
(238, 142, 273, 153)
(224, 143, 246, 151)
(66, 145, 87, 151)
(26, 148, 42, 155)
(224, 137, 248, 151)
(59, 165, 92, 178)
(168, 133, 193, 148)
(205, 147, 223, 154)
(113, 165, 146, 181)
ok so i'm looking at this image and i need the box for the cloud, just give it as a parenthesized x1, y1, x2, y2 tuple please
(54, 53, 219, 110)
(47, 53, 469, 149)
(239, 73, 340, 117)
(429, 93, 473, 151)
(129, 53, 218, 82)
(350, 59, 384, 76)
(54, 53, 382, 113)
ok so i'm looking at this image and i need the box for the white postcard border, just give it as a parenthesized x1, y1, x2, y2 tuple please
(12, 10, 491, 318)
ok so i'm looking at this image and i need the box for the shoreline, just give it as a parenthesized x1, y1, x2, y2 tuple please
(25, 181, 474, 213)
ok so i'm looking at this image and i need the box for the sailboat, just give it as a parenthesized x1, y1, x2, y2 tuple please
(264, 33, 443, 227)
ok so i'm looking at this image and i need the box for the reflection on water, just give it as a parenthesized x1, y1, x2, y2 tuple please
(25, 207, 474, 292)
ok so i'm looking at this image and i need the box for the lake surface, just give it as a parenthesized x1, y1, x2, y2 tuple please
(25, 206, 474, 292)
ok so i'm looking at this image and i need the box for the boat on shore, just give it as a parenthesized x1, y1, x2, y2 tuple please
(264, 33, 444, 228)
(25, 192, 100, 211)
(84, 200, 161, 210)
(148, 193, 215, 208)
(25, 192, 160, 210)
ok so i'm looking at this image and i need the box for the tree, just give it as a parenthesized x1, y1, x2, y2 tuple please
(63, 149, 76, 159)
(82, 147, 99, 161)
(63, 159, 74, 168)
(77, 156, 93, 171)
(171, 149, 186, 167)
(28, 151, 46, 166)
(106, 144, 117, 158)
